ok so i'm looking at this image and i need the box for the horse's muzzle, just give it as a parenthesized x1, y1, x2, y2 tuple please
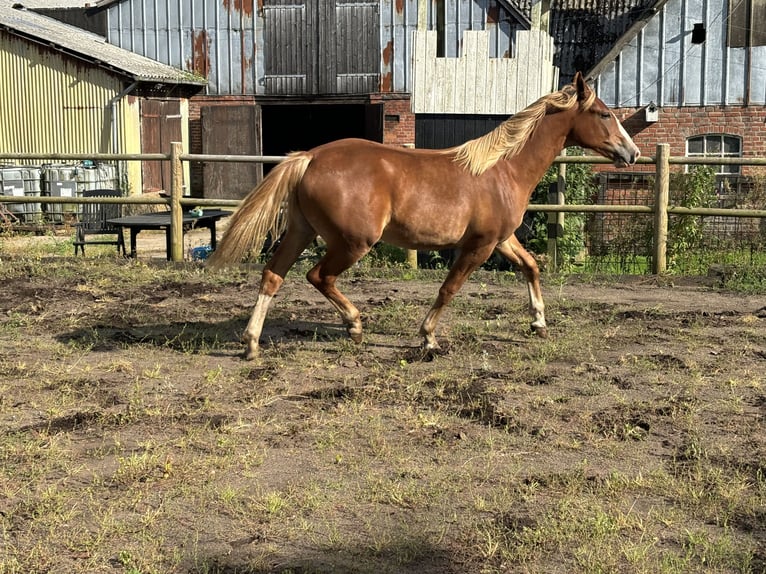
(613, 145, 640, 168)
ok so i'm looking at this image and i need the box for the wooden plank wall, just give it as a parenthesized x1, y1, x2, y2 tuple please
(412, 29, 559, 114)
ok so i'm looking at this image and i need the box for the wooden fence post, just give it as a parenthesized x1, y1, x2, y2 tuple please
(652, 143, 670, 274)
(547, 151, 566, 270)
(169, 141, 184, 262)
(406, 249, 418, 269)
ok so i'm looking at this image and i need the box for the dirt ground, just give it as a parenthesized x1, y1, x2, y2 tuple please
(0, 251, 764, 573)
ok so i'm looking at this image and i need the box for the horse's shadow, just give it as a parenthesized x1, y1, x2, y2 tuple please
(56, 315, 521, 360)
(55, 316, 353, 358)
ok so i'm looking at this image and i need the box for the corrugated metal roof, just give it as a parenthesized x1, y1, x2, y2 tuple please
(0, 3, 206, 86)
(6, 1, 90, 8)
(505, 0, 656, 85)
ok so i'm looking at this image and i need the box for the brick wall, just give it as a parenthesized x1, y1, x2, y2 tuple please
(591, 105, 766, 255)
(370, 94, 415, 147)
(614, 105, 766, 175)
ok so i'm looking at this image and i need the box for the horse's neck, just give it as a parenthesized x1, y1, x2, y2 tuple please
(510, 110, 573, 193)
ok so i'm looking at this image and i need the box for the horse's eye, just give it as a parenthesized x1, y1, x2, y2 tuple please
(600, 112, 611, 119)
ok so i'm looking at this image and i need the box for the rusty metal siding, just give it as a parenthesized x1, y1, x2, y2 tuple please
(102, 0, 528, 97)
(380, 0, 419, 92)
(105, 0, 257, 95)
(378, 0, 524, 94)
(0, 30, 128, 155)
(594, 0, 766, 106)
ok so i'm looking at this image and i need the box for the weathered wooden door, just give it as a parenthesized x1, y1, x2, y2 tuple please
(262, 0, 380, 95)
(141, 99, 181, 192)
(201, 105, 262, 200)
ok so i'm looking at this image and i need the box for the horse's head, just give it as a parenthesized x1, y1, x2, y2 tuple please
(566, 72, 640, 167)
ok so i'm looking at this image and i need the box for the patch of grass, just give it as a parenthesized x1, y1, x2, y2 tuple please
(1, 258, 765, 573)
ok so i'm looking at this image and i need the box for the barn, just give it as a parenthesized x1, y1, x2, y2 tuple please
(4, 0, 765, 209)
(0, 2, 206, 198)
(73, 0, 561, 199)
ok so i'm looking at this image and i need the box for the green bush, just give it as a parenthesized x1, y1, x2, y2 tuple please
(527, 148, 597, 270)
(667, 166, 717, 268)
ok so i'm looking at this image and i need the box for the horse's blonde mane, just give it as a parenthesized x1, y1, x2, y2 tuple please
(452, 85, 596, 176)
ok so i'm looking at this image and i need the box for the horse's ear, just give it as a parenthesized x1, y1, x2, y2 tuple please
(573, 72, 591, 101)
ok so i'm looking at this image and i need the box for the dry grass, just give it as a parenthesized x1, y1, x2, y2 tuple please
(0, 254, 764, 573)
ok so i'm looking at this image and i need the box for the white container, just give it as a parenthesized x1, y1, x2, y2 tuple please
(42, 164, 78, 223)
(18, 166, 43, 223)
(0, 168, 26, 222)
(76, 162, 119, 192)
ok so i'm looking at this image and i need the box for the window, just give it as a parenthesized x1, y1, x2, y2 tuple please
(686, 134, 742, 175)
(728, 0, 766, 47)
(686, 135, 744, 207)
(434, 0, 445, 57)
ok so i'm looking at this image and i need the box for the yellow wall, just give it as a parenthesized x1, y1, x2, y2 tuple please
(0, 31, 191, 196)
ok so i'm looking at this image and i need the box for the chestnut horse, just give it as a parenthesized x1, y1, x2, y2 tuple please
(208, 73, 639, 360)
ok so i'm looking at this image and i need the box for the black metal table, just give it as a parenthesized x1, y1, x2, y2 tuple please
(107, 209, 231, 259)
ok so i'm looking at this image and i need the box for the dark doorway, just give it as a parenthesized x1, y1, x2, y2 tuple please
(261, 103, 382, 173)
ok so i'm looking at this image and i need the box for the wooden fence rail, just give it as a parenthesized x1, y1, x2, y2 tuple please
(2, 144, 765, 270)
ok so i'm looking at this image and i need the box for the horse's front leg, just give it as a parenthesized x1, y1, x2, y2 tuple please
(419, 245, 495, 350)
(495, 236, 547, 338)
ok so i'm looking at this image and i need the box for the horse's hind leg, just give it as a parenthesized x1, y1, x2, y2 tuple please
(306, 242, 370, 343)
(243, 226, 317, 360)
(495, 236, 548, 337)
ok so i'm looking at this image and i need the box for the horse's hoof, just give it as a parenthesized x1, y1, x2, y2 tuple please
(532, 326, 549, 339)
(419, 340, 450, 361)
(347, 324, 363, 344)
(242, 347, 260, 361)
(406, 346, 438, 362)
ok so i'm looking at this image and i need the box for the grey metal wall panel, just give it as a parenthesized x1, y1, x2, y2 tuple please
(550, 0, 654, 88)
(106, 0, 257, 95)
(380, 0, 419, 92)
(727, 48, 746, 103)
(424, 0, 518, 59)
(642, 17, 661, 105)
(595, 0, 765, 107)
(752, 47, 766, 103)
(704, 2, 725, 104)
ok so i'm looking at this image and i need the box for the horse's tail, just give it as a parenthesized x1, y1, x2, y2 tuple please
(206, 151, 312, 269)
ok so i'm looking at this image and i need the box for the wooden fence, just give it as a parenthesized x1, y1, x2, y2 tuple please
(2, 143, 765, 271)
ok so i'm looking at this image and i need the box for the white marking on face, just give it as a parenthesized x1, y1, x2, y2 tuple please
(611, 111, 640, 161)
